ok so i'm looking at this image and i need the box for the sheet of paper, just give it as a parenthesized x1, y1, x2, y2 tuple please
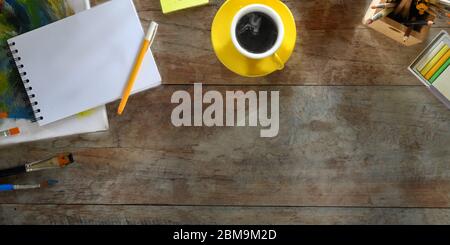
(0, 106, 109, 146)
(160, 0, 209, 13)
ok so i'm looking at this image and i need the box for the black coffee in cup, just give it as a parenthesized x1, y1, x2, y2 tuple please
(236, 12, 279, 54)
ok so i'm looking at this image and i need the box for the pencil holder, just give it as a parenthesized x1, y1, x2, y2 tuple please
(363, 0, 436, 46)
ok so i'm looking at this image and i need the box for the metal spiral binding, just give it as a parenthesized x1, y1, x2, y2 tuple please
(6, 41, 44, 123)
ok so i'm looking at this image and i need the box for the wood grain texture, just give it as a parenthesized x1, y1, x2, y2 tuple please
(1, 0, 450, 225)
(1, 86, 449, 208)
(93, 0, 450, 85)
(2, 204, 450, 225)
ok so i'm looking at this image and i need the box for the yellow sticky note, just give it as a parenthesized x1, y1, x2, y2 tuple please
(160, 0, 209, 14)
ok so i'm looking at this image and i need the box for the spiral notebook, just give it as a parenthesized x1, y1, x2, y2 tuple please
(7, 0, 161, 126)
(0, 0, 111, 146)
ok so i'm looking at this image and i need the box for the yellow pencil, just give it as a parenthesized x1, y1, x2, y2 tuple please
(118, 21, 159, 115)
(425, 50, 450, 80)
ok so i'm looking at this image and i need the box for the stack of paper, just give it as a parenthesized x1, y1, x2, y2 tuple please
(0, 0, 162, 146)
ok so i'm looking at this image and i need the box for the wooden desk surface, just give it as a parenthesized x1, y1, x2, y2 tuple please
(1, 0, 450, 224)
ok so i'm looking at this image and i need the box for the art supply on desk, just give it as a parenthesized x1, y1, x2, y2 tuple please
(366, 8, 394, 25)
(409, 31, 450, 109)
(0, 153, 74, 178)
(430, 55, 450, 82)
(7, 0, 161, 126)
(401, 20, 434, 25)
(0, 127, 20, 137)
(420, 44, 449, 75)
(364, 0, 449, 46)
(394, 0, 413, 19)
(366, 7, 394, 24)
(403, 22, 414, 41)
(424, 49, 450, 79)
(441, 0, 450, 7)
(0, 0, 76, 120)
(372, 3, 398, 9)
(0, 180, 58, 192)
(0, 105, 109, 146)
(160, 0, 209, 14)
(118, 21, 159, 115)
(0, 0, 109, 147)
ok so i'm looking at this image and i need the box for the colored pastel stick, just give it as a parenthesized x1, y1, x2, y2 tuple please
(421, 45, 449, 76)
(0, 112, 7, 119)
(430, 58, 450, 83)
(425, 50, 450, 80)
(416, 42, 447, 71)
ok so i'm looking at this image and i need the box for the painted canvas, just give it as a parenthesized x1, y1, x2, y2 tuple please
(0, 0, 74, 119)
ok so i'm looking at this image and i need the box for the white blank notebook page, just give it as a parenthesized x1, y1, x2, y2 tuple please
(9, 0, 161, 126)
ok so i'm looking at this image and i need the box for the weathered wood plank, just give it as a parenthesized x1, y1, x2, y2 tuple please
(92, 0, 450, 85)
(2, 204, 450, 225)
(1, 0, 449, 225)
(1, 86, 448, 207)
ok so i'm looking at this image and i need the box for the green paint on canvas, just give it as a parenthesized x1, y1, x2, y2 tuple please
(0, 0, 74, 119)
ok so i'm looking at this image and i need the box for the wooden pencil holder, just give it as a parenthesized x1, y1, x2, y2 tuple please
(363, 0, 436, 46)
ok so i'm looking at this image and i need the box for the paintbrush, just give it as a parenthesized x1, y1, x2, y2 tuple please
(367, 7, 395, 24)
(395, 0, 413, 19)
(401, 20, 435, 25)
(440, 0, 450, 7)
(0, 153, 74, 178)
(372, 3, 398, 9)
(0, 127, 20, 137)
(0, 179, 58, 192)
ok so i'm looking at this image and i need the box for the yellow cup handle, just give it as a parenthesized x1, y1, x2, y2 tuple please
(273, 53, 284, 70)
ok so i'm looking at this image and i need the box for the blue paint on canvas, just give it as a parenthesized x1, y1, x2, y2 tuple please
(0, 0, 74, 119)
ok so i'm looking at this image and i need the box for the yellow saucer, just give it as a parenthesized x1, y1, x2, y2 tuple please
(211, 0, 297, 77)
